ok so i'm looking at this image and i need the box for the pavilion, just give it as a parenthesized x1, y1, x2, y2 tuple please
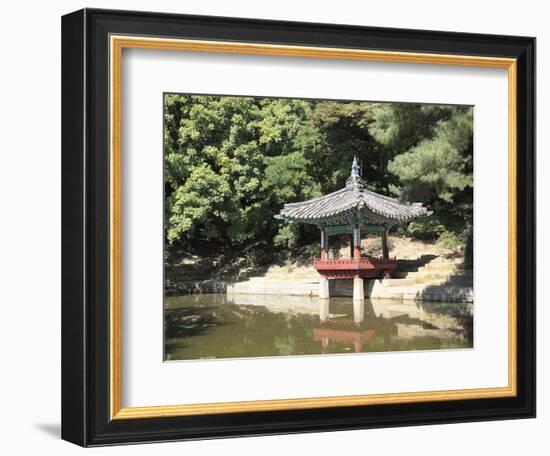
(276, 157, 431, 302)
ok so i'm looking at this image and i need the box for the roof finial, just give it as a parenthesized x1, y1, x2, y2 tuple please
(346, 156, 364, 191)
(351, 155, 360, 178)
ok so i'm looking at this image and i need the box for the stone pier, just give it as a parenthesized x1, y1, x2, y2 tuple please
(319, 276, 330, 299)
(353, 276, 364, 302)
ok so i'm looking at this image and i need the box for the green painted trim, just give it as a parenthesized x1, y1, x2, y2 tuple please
(324, 224, 386, 235)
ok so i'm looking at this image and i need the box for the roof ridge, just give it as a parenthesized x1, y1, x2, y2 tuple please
(277, 158, 431, 224)
(282, 186, 349, 208)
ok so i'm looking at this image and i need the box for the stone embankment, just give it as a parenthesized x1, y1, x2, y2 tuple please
(165, 257, 227, 296)
(227, 257, 473, 303)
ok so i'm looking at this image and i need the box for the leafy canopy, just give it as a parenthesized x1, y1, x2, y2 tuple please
(164, 95, 473, 263)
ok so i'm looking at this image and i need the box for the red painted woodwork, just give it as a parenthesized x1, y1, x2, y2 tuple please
(314, 327, 375, 352)
(313, 257, 396, 279)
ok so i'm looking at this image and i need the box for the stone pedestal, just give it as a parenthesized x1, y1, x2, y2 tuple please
(353, 276, 364, 302)
(353, 277, 365, 323)
(319, 276, 330, 299)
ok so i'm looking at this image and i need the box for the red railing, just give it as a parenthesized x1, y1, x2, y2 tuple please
(313, 257, 396, 278)
(313, 257, 396, 270)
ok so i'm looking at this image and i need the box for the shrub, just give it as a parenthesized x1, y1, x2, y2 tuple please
(437, 230, 462, 251)
(363, 235, 394, 257)
(406, 218, 445, 240)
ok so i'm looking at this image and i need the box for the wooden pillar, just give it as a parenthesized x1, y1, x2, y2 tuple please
(381, 227, 389, 260)
(319, 228, 330, 300)
(352, 224, 364, 304)
(353, 224, 361, 259)
(320, 228, 327, 259)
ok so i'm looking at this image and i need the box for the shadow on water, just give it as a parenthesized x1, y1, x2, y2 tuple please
(420, 301, 474, 345)
(164, 294, 473, 361)
(165, 305, 229, 339)
(390, 314, 439, 330)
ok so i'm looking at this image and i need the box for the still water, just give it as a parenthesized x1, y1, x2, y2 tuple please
(164, 294, 473, 361)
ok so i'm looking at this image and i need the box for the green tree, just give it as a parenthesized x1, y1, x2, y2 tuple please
(371, 104, 473, 236)
(309, 101, 390, 193)
(164, 95, 474, 265)
(166, 163, 237, 243)
(164, 95, 321, 261)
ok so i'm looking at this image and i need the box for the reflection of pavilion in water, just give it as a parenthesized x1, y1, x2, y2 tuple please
(227, 294, 471, 353)
(320, 299, 471, 353)
(316, 299, 385, 353)
(315, 298, 469, 353)
(315, 324, 375, 354)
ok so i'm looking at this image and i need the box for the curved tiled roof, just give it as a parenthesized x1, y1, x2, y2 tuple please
(276, 158, 431, 225)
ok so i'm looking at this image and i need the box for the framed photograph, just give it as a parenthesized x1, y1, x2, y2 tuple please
(61, 8, 535, 446)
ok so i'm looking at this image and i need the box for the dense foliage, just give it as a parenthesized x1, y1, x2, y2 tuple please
(164, 95, 473, 265)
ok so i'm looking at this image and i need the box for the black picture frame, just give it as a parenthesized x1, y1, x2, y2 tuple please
(62, 8, 535, 447)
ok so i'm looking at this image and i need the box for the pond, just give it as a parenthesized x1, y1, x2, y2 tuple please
(164, 294, 473, 361)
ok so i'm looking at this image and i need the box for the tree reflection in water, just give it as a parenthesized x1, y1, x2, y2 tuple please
(164, 294, 473, 361)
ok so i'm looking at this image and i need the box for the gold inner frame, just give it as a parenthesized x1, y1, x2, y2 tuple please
(109, 35, 518, 420)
